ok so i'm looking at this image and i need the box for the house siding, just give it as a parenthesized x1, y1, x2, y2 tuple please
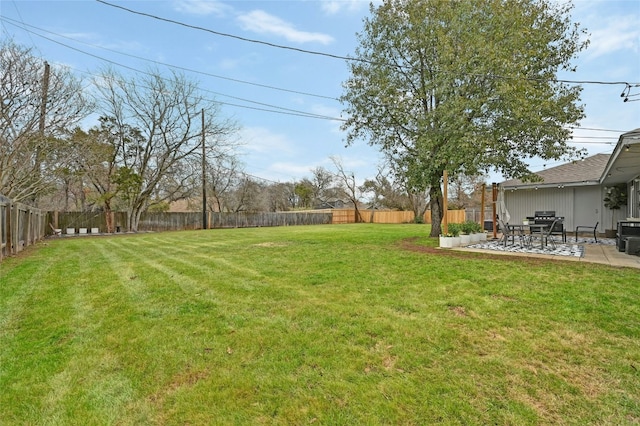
(573, 186, 603, 233)
(504, 184, 633, 235)
(503, 187, 580, 231)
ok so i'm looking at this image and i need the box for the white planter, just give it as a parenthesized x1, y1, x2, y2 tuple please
(91, 227, 99, 234)
(440, 236, 462, 248)
(66, 228, 75, 235)
(460, 234, 472, 246)
(439, 236, 454, 248)
(478, 232, 487, 242)
(79, 228, 88, 234)
(470, 233, 481, 243)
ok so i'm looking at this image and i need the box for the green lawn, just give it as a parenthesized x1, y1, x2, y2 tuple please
(1, 224, 638, 425)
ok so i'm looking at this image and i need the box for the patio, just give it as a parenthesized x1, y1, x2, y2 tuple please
(457, 237, 640, 269)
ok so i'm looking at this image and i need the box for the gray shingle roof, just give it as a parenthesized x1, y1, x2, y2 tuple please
(501, 153, 610, 188)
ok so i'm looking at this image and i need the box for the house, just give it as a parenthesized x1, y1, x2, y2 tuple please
(500, 128, 640, 235)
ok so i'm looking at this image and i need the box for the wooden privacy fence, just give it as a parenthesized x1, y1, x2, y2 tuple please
(208, 211, 332, 229)
(330, 209, 466, 224)
(1, 194, 46, 261)
(49, 210, 334, 234)
(47, 208, 465, 235)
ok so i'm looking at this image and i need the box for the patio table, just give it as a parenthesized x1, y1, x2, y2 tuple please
(508, 224, 549, 249)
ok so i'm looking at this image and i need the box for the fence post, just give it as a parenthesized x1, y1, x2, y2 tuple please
(0, 200, 4, 261)
(12, 202, 19, 255)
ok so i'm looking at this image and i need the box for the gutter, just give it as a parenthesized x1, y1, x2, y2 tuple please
(600, 128, 640, 184)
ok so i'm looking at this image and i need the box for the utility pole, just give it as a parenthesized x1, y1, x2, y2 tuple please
(34, 61, 50, 205)
(201, 108, 207, 230)
(39, 61, 50, 134)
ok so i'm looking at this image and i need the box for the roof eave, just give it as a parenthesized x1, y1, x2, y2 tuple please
(600, 129, 640, 185)
(501, 180, 600, 190)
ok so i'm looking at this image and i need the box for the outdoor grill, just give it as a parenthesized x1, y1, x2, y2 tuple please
(533, 211, 567, 242)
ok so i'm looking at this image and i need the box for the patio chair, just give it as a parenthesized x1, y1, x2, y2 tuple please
(498, 219, 528, 247)
(527, 218, 562, 249)
(575, 221, 598, 243)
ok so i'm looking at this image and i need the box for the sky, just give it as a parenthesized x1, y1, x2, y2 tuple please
(1, 0, 639, 187)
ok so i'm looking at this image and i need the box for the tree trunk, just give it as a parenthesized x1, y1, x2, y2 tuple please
(104, 200, 113, 233)
(130, 204, 145, 232)
(429, 185, 444, 237)
(354, 205, 363, 223)
(125, 209, 134, 232)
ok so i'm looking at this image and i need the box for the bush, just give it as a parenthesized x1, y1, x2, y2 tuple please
(447, 223, 461, 237)
(461, 220, 475, 235)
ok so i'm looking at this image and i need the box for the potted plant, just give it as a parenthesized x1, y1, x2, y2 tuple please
(468, 221, 483, 243)
(439, 223, 461, 248)
(460, 221, 474, 246)
(604, 183, 628, 238)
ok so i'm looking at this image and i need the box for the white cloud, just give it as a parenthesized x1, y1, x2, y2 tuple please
(236, 10, 334, 45)
(172, 0, 231, 16)
(240, 127, 296, 156)
(57, 31, 145, 53)
(268, 161, 316, 178)
(216, 51, 261, 70)
(585, 15, 639, 60)
(319, 0, 375, 15)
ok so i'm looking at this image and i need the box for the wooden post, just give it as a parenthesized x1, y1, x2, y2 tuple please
(492, 182, 498, 239)
(480, 183, 486, 228)
(201, 108, 207, 230)
(12, 203, 19, 255)
(443, 170, 448, 235)
(0, 201, 4, 261)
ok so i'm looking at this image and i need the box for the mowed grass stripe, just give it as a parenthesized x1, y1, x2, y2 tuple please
(40, 241, 139, 424)
(56, 237, 231, 423)
(0, 241, 134, 423)
(1, 225, 639, 424)
(129, 235, 269, 287)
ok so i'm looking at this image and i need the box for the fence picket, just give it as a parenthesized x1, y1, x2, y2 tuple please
(0, 194, 47, 260)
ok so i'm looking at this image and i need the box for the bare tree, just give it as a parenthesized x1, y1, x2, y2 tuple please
(330, 156, 364, 222)
(0, 40, 92, 203)
(448, 174, 487, 209)
(360, 165, 410, 211)
(207, 155, 243, 212)
(94, 67, 238, 231)
(226, 174, 262, 212)
(310, 167, 336, 207)
(251, 181, 296, 212)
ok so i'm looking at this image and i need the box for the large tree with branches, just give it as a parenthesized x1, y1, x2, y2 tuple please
(340, 0, 588, 236)
(0, 40, 92, 203)
(95, 67, 238, 231)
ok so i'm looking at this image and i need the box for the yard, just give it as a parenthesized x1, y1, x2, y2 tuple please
(1, 224, 638, 424)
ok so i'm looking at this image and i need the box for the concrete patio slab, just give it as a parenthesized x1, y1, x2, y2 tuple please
(452, 239, 640, 269)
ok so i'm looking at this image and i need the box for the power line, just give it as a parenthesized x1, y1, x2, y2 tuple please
(0, 15, 336, 101)
(96, 0, 359, 63)
(1, 16, 630, 135)
(96, 0, 640, 90)
(2, 7, 635, 141)
(0, 17, 344, 122)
